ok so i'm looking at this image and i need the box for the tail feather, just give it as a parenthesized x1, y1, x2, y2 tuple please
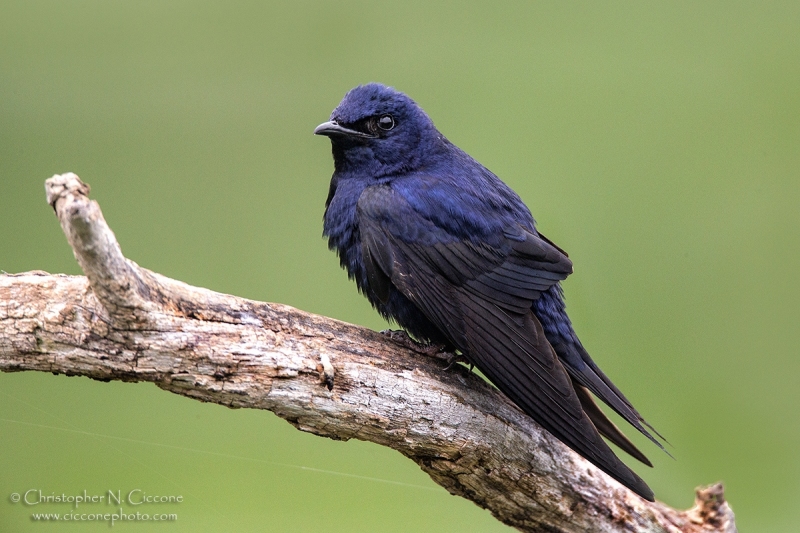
(572, 379, 652, 466)
(552, 339, 669, 455)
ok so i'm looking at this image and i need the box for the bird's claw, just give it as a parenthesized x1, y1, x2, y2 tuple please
(443, 355, 472, 372)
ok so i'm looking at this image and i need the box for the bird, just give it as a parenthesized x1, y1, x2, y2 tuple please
(314, 83, 664, 501)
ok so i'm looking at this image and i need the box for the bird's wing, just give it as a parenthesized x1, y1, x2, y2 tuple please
(357, 185, 654, 501)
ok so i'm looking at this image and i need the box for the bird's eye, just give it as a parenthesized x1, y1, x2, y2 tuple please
(377, 114, 395, 131)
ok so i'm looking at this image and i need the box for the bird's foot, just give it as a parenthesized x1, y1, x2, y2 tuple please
(380, 329, 463, 367)
(381, 329, 439, 354)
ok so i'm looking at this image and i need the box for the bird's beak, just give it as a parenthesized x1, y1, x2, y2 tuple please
(314, 120, 375, 138)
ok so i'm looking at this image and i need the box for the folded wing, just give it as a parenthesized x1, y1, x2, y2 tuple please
(357, 185, 654, 501)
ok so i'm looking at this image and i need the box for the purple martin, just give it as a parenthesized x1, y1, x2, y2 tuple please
(315, 83, 664, 501)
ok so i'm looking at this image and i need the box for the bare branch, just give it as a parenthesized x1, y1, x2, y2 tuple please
(0, 173, 736, 533)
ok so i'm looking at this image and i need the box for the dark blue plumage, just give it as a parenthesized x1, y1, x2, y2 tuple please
(316, 83, 663, 501)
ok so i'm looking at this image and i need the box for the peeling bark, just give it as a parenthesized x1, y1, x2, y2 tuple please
(0, 173, 736, 532)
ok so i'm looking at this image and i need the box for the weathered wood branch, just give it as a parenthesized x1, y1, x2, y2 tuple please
(0, 173, 736, 532)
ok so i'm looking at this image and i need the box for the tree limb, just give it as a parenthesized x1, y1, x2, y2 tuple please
(0, 173, 736, 533)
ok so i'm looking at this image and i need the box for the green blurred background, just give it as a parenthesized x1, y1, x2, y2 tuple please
(1, 1, 798, 531)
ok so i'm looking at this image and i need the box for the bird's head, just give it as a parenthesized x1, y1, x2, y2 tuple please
(315, 83, 443, 177)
